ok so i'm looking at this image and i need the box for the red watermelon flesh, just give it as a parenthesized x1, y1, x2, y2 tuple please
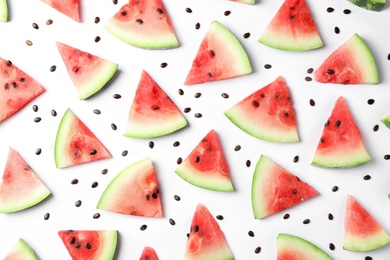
(175, 129, 234, 192)
(252, 155, 319, 219)
(344, 195, 390, 252)
(58, 230, 117, 260)
(312, 96, 371, 168)
(224, 76, 299, 142)
(314, 33, 378, 84)
(258, 0, 323, 51)
(97, 158, 163, 218)
(41, 0, 80, 22)
(183, 204, 234, 260)
(0, 58, 45, 123)
(139, 246, 158, 260)
(184, 20, 252, 85)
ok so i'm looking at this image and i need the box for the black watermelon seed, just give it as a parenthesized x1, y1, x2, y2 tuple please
(32, 23, 39, 29)
(46, 19, 53, 25)
(307, 68, 314, 74)
(343, 9, 351, 14)
(173, 141, 180, 147)
(93, 109, 101, 115)
(384, 154, 390, 160)
(365, 257, 373, 260)
(90, 149, 97, 155)
(324, 120, 330, 127)
(152, 193, 158, 199)
(221, 93, 229, 99)
(35, 148, 42, 155)
(194, 113, 202, 118)
(264, 64, 272, 69)
(327, 7, 334, 12)
(94, 36, 101, 42)
(303, 219, 310, 224)
(93, 213, 100, 219)
(101, 169, 108, 175)
(194, 92, 201, 98)
(70, 237, 76, 244)
(112, 0, 118, 4)
(12, 82, 18, 88)
(75, 200, 82, 207)
(290, 15, 295, 19)
(140, 224, 147, 231)
(86, 243, 92, 249)
(195, 23, 200, 29)
(224, 10, 231, 16)
(367, 99, 375, 105)
(174, 195, 181, 201)
(136, 19, 143, 24)
(328, 213, 334, 220)
(254, 246, 261, 254)
(26, 40, 33, 46)
(373, 124, 379, 132)
(111, 123, 117, 130)
(309, 99, 315, 106)
(75, 243, 81, 249)
(113, 94, 121, 99)
(283, 213, 290, 219)
(216, 215, 224, 220)
(388, 53, 390, 60)
(122, 150, 128, 156)
(334, 27, 340, 34)
(329, 243, 335, 250)
(195, 156, 200, 163)
(293, 155, 299, 163)
(292, 189, 297, 194)
(183, 107, 191, 113)
(91, 182, 98, 188)
(320, 137, 325, 143)
(327, 69, 335, 74)
(248, 230, 255, 237)
(169, 218, 175, 225)
(246, 160, 251, 167)
(176, 157, 182, 164)
(252, 100, 260, 107)
(234, 145, 241, 151)
(44, 212, 50, 220)
(50, 65, 56, 72)
(6, 60, 12, 66)
(185, 7, 192, 13)
(194, 225, 199, 232)
(363, 175, 371, 180)
(32, 105, 38, 112)
(210, 50, 216, 56)
(146, 194, 150, 201)
(71, 179, 78, 185)
(305, 76, 312, 81)
(160, 62, 168, 68)
(243, 32, 250, 38)
(51, 109, 57, 116)
(149, 141, 154, 149)
(157, 8, 164, 14)
(178, 89, 184, 95)
(94, 17, 100, 24)
(4, 83, 9, 89)
(332, 186, 338, 192)
(34, 117, 41, 123)
(335, 120, 341, 127)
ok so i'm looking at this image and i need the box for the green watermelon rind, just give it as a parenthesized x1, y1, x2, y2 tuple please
(0, 0, 7, 22)
(6, 239, 39, 260)
(381, 114, 390, 129)
(312, 150, 371, 168)
(347, 0, 386, 11)
(54, 109, 76, 168)
(277, 234, 332, 260)
(231, 0, 255, 5)
(344, 232, 390, 252)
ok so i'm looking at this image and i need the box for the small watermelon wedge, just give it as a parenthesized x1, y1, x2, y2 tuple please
(40, 0, 80, 22)
(3, 239, 39, 260)
(0, 148, 51, 213)
(347, 0, 386, 11)
(175, 129, 234, 192)
(124, 70, 187, 138)
(0, 58, 45, 123)
(97, 158, 163, 218)
(252, 155, 319, 219)
(104, 0, 179, 49)
(344, 195, 390, 251)
(54, 109, 112, 168)
(258, 0, 323, 51)
(58, 230, 118, 260)
(184, 20, 252, 85)
(183, 204, 234, 260)
(277, 234, 332, 260)
(0, 0, 7, 22)
(314, 33, 378, 84)
(56, 42, 118, 100)
(224, 76, 299, 142)
(139, 246, 158, 260)
(312, 96, 371, 168)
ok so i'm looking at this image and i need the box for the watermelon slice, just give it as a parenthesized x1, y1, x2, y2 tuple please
(344, 195, 390, 251)
(230, 0, 255, 4)
(0, 148, 51, 213)
(0, 0, 7, 22)
(139, 246, 158, 260)
(183, 204, 234, 260)
(54, 109, 112, 168)
(347, 0, 386, 11)
(104, 0, 179, 49)
(41, 0, 80, 22)
(312, 96, 371, 168)
(0, 58, 45, 123)
(224, 76, 299, 143)
(97, 158, 163, 218)
(58, 230, 118, 260)
(184, 20, 252, 85)
(381, 114, 390, 129)
(258, 0, 323, 51)
(175, 129, 234, 192)
(314, 33, 378, 84)
(277, 233, 332, 260)
(252, 155, 319, 219)
(124, 70, 187, 138)
(56, 41, 118, 100)
(3, 239, 39, 260)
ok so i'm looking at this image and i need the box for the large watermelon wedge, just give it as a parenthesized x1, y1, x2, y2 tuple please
(252, 155, 319, 219)
(124, 70, 187, 138)
(224, 76, 299, 143)
(3, 239, 39, 260)
(314, 33, 378, 84)
(312, 96, 371, 168)
(0, 148, 51, 213)
(54, 109, 112, 168)
(277, 233, 332, 260)
(0, 58, 45, 123)
(347, 0, 386, 11)
(258, 0, 323, 51)
(139, 246, 158, 260)
(175, 129, 234, 192)
(0, 0, 7, 22)
(58, 230, 118, 260)
(97, 158, 163, 218)
(183, 204, 234, 260)
(41, 0, 80, 22)
(104, 0, 179, 49)
(344, 195, 390, 251)
(184, 20, 252, 85)
(56, 42, 118, 100)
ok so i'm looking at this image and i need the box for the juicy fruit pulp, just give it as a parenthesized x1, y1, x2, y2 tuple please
(184, 20, 252, 85)
(312, 96, 371, 168)
(41, 0, 80, 22)
(4, 239, 39, 260)
(347, 0, 386, 11)
(175, 129, 234, 192)
(139, 246, 158, 260)
(258, 0, 323, 51)
(252, 155, 319, 219)
(224, 76, 299, 142)
(97, 158, 163, 218)
(104, 0, 179, 49)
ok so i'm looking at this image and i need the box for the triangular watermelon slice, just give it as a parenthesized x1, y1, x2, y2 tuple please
(224, 76, 299, 142)
(183, 204, 234, 260)
(0, 58, 45, 123)
(175, 129, 234, 192)
(139, 246, 158, 260)
(252, 155, 319, 219)
(41, 0, 80, 22)
(104, 0, 179, 49)
(277, 233, 332, 260)
(3, 239, 40, 259)
(0, 0, 8, 22)
(312, 96, 371, 168)
(54, 109, 112, 168)
(56, 41, 118, 100)
(344, 195, 390, 251)
(184, 20, 252, 85)
(124, 70, 188, 138)
(0, 148, 51, 213)
(258, 0, 323, 51)
(97, 158, 163, 218)
(58, 230, 118, 259)
(314, 33, 378, 84)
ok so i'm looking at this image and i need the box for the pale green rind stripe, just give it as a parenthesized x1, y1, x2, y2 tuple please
(312, 149, 371, 168)
(99, 230, 118, 260)
(54, 109, 74, 168)
(0, 0, 7, 22)
(381, 115, 390, 129)
(344, 231, 390, 252)
(347, 0, 386, 11)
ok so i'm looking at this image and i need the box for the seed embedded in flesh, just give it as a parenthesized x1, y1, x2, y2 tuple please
(327, 69, 335, 74)
(252, 101, 260, 107)
(86, 243, 92, 249)
(152, 193, 158, 199)
(136, 19, 143, 24)
(210, 50, 216, 56)
(320, 137, 325, 143)
(324, 120, 330, 127)
(193, 225, 199, 232)
(157, 8, 164, 14)
(70, 237, 76, 244)
(335, 120, 341, 127)
(195, 156, 200, 163)
(75, 243, 81, 249)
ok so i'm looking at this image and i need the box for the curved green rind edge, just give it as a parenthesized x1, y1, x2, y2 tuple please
(0, 187, 50, 213)
(259, 35, 323, 51)
(98, 230, 118, 260)
(311, 150, 371, 168)
(251, 155, 272, 219)
(278, 234, 333, 260)
(381, 115, 390, 129)
(0, 0, 7, 22)
(6, 239, 39, 260)
(347, 0, 386, 11)
(344, 232, 390, 252)
(54, 108, 74, 168)
(231, 0, 255, 5)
